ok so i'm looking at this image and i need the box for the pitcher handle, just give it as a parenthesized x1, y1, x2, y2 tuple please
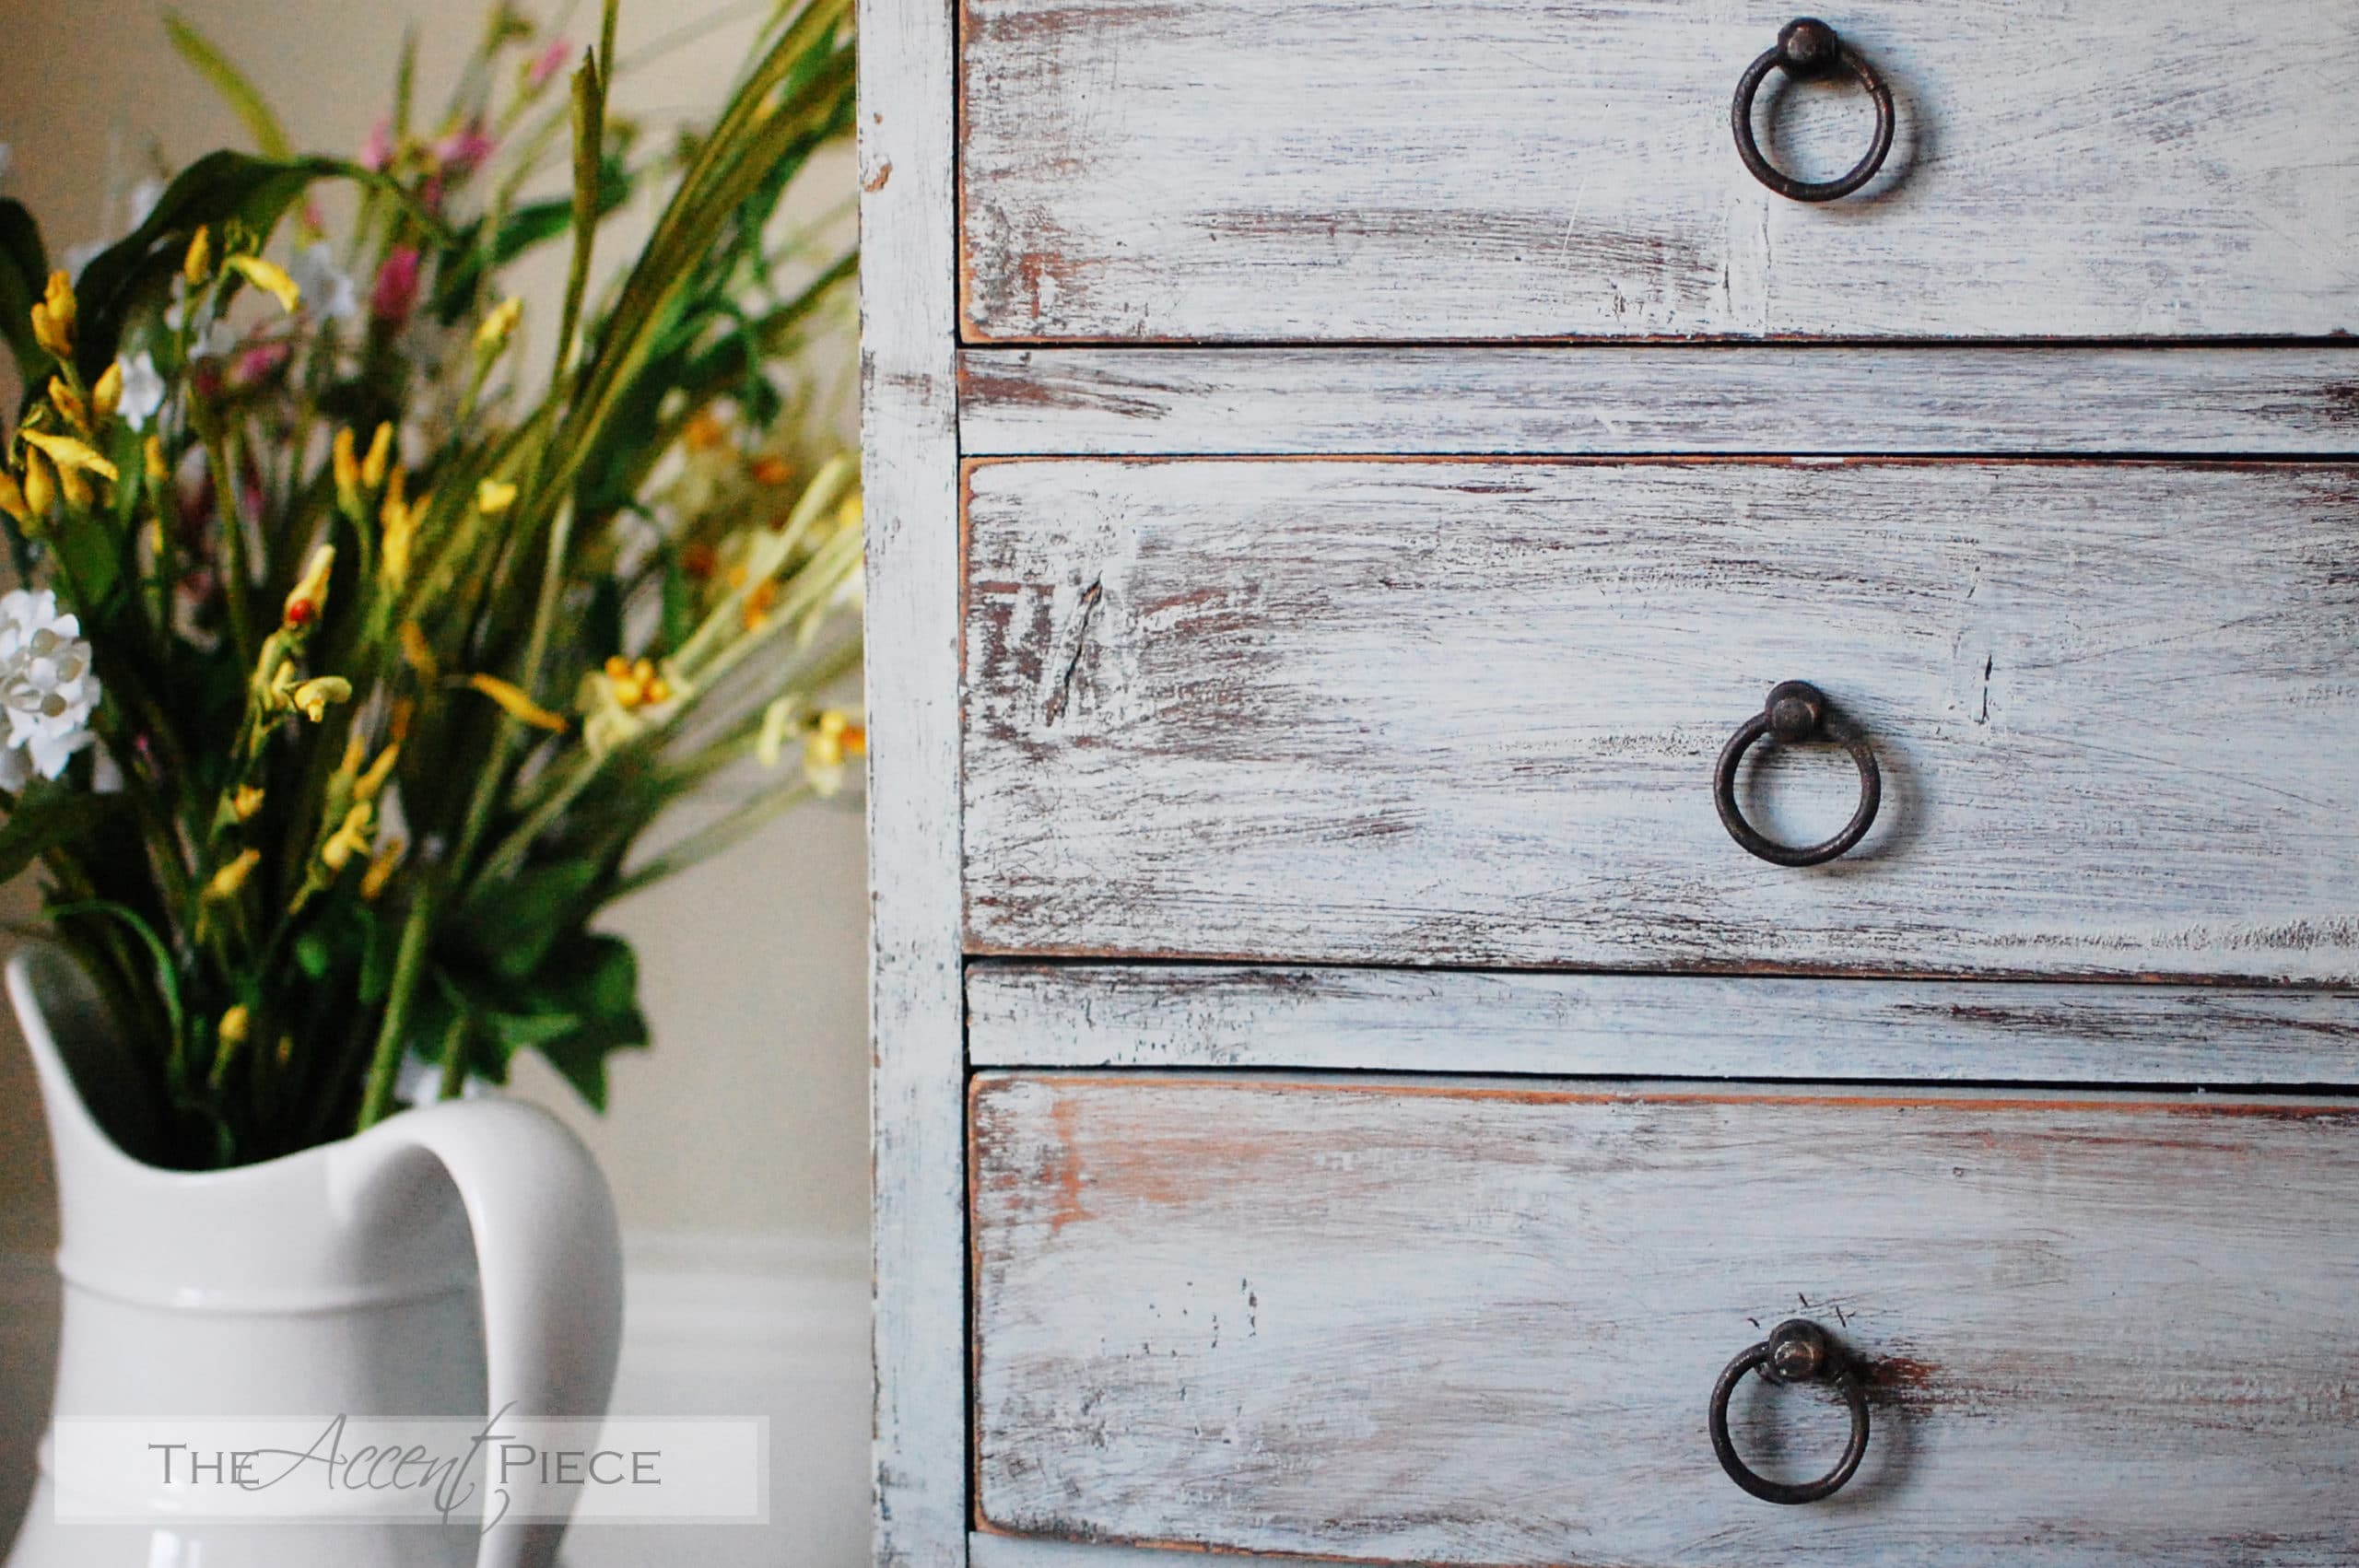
(330, 1096, 624, 1568)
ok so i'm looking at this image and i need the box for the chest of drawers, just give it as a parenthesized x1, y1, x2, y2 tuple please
(861, 4, 2359, 1563)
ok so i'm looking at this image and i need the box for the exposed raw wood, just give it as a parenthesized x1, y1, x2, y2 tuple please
(959, 346, 2359, 457)
(959, 0, 2359, 341)
(860, 0, 966, 1554)
(967, 963, 2359, 1084)
(973, 1072, 2359, 1565)
(964, 458, 2359, 983)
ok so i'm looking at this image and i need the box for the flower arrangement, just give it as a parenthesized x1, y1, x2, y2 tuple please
(0, 0, 861, 1168)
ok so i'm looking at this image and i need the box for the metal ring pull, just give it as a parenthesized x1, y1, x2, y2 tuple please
(1708, 1318, 1871, 1504)
(1731, 18, 1895, 202)
(1713, 681, 1881, 867)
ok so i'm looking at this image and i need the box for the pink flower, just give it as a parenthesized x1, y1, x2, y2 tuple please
(360, 117, 394, 173)
(529, 40, 572, 91)
(234, 341, 290, 384)
(434, 119, 495, 179)
(371, 247, 421, 328)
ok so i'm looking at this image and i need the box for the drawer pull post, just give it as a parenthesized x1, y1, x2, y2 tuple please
(1731, 18, 1896, 202)
(1714, 680, 1882, 867)
(1708, 1317, 1872, 1504)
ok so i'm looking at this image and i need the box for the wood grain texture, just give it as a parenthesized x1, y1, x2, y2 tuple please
(967, 963, 2359, 1084)
(971, 1535, 1333, 1568)
(973, 1072, 2359, 1565)
(959, 346, 2359, 456)
(963, 458, 2359, 982)
(958, 0, 2359, 342)
(861, 0, 967, 1556)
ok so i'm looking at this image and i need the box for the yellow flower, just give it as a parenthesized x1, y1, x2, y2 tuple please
(398, 621, 439, 681)
(683, 409, 729, 451)
(219, 1004, 251, 1047)
(29, 270, 74, 359)
(381, 482, 418, 589)
(90, 361, 123, 424)
(55, 462, 92, 512)
(231, 785, 265, 821)
(360, 838, 405, 901)
(601, 655, 672, 710)
(468, 673, 569, 732)
(475, 478, 518, 517)
(741, 579, 779, 632)
(291, 675, 353, 723)
(332, 427, 360, 509)
(183, 226, 213, 286)
(20, 450, 53, 520)
(360, 422, 394, 490)
(354, 743, 400, 802)
(283, 544, 334, 627)
(144, 436, 169, 484)
(19, 429, 119, 483)
(227, 255, 301, 314)
(49, 377, 89, 432)
(205, 848, 262, 899)
(475, 296, 522, 351)
(0, 469, 27, 526)
(320, 802, 375, 873)
(802, 708, 867, 797)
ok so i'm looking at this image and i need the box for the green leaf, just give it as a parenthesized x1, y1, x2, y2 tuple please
(71, 152, 444, 380)
(42, 895, 183, 1049)
(528, 934, 649, 1112)
(163, 13, 295, 159)
(0, 198, 50, 382)
(0, 785, 127, 884)
(450, 859, 601, 980)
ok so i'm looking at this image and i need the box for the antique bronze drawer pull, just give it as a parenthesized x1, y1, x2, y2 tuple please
(1708, 1317, 1872, 1504)
(1731, 18, 1896, 202)
(1714, 681, 1882, 866)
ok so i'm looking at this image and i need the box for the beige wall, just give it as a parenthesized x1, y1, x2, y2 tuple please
(0, 0, 870, 1246)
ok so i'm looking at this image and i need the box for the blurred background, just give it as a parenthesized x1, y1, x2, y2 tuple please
(0, 2, 872, 1562)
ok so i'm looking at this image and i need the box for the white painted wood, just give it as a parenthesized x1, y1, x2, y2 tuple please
(966, 963, 2359, 1084)
(973, 1072, 2359, 1564)
(964, 458, 2359, 982)
(860, 0, 968, 1555)
(959, 0, 2359, 341)
(960, 346, 2359, 456)
(970, 1535, 1332, 1568)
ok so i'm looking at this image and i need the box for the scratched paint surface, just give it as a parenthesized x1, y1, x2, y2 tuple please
(957, 0, 2359, 340)
(971, 1071, 2359, 1564)
(963, 458, 2359, 982)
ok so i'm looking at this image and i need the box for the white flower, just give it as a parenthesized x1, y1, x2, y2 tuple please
(113, 353, 167, 430)
(0, 590, 100, 790)
(290, 241, 359, 323)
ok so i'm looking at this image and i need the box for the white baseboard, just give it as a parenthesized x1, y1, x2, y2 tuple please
(0, 1231, 874, 1568)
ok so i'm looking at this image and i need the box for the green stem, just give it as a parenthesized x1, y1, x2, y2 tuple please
(355, 883, 435, 1129)
(206, 430, 261, 673)
(437, 1010, 469, 1100)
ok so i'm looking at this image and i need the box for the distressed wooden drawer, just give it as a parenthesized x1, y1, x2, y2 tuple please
(958, 0, 2359, 342)
(963, 457, 2359, 983)
(972, 1071, 2359, 1565)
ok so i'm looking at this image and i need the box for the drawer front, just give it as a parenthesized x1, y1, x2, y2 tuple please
(959, 0, 2359, 342)
(972, 1071, 2359, 1564)
(963, 458, 2359, 982)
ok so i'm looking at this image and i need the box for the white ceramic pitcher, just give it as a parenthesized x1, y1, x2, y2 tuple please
(3, 944, 623, 1568)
